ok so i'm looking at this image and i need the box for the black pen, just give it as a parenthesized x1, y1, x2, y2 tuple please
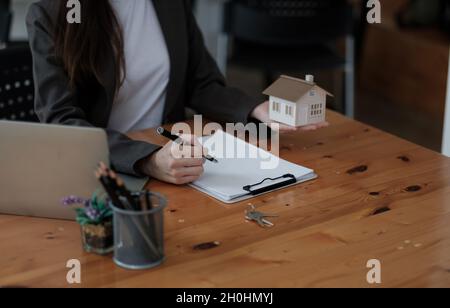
(95, 170, 125, 209)
(157, 127, 218, 163)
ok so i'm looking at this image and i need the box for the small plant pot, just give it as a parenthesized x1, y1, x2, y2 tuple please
(80, 220, 114, 255)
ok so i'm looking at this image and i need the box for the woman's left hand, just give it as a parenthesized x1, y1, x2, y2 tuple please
(250, 101, 329, 132)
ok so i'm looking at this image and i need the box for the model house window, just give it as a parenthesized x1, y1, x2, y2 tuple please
(285, 105, 293, 117)
(272, 102, 280, 113)
(310, 104, 322, 117)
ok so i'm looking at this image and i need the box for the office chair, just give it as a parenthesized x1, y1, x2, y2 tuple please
(0, 0, 11, 47)
(0, 45, 39, 122)
(224, 0, 355, 116)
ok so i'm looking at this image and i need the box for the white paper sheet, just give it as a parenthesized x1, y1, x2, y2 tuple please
(190, 130, 316, 203)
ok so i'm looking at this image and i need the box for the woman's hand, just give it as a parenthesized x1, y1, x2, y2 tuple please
(138, 134, 206, 185)
(251, 101, 329, 132)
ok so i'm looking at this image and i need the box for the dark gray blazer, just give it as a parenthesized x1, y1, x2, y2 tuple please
(26, 0, 259, 176)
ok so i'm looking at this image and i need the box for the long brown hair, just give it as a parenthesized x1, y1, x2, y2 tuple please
(54, 0, 125, 92)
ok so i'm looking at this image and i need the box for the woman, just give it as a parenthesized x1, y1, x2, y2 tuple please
(27, 0, 327, 185)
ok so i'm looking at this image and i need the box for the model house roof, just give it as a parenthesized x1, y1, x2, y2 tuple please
(263, 75, 333, 102)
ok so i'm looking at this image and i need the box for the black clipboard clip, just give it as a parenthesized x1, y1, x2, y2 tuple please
(242, 174, 297, 196)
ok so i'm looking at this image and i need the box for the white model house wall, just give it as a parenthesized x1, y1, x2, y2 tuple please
(269, 97, 298, 127)
(300, 90, 327, 125)
(270, 92, 327, 127)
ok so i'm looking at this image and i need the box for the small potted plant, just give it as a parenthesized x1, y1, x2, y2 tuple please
(61, 194, 113, 255)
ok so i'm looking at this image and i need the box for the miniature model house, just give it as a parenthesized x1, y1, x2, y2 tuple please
(263, 75, 333, 127)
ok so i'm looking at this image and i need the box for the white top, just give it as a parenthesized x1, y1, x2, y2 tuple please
(107, 0, 170, 133)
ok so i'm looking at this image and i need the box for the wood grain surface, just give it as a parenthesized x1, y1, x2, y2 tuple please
(1, 111, 449, 288)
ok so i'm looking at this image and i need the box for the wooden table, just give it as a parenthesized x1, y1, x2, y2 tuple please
(1, 111, 450, 288)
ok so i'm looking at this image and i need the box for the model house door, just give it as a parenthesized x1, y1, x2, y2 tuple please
(296, 104, 308, 126)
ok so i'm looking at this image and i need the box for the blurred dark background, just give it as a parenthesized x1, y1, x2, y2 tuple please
(1, 0, 450, 153)
(194, 0, 450, 153)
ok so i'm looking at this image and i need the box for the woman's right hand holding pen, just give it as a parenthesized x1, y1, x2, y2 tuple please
(138, 134, 207, 185)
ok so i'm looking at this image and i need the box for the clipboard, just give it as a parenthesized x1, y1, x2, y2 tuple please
(190, 172, 317, 204)
(189, 130, 318, 204)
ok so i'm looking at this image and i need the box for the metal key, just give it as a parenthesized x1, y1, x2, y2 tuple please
(246, 211, 267, 227)
(245, 206, 279, 228)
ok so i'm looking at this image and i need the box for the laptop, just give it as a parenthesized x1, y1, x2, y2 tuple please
(0, 121, 109, 220)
